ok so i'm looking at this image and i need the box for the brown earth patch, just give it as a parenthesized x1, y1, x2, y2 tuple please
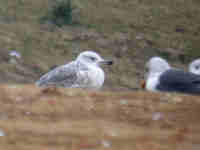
(0, 85, 200, 149)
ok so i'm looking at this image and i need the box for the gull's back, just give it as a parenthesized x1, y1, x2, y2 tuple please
(157, 69, 200, 94)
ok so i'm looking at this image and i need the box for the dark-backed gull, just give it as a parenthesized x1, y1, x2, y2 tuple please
(145, 56, 200, 94)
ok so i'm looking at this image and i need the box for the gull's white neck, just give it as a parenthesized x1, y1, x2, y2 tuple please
(146, 72, 161, 92)
(77, 60, 105, 89)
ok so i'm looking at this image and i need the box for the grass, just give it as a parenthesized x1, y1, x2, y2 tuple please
(40, 0, 73, 27)
(0, 0, 199, 88)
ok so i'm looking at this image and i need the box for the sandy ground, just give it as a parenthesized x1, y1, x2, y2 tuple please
(0, 85, 200, 150)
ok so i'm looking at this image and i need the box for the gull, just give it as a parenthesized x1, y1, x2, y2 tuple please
(145, 56, 200, 94)
(36, 51, 113, 89)
(188, 58, 200, 75)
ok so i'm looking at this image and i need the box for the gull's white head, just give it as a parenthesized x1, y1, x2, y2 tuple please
(144, 57, 171, 91)
(145, 57, 170, 77)
(189, 59, 200, 75)
(76, 51, 113, 67)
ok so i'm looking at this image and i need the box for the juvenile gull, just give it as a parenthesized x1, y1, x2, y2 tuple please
(36, 51, 113, 89)
(145, 56, 200, 94)
(188, 58, 200, 75)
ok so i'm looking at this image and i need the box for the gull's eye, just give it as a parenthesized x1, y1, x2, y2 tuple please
(195, 66, 199, 70)
(90, 57, 97, 61)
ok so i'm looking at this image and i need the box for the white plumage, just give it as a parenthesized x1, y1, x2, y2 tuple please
(36, 51, 112, 89)
(145, 57, 170, 91)
(188, 59, 200, 75)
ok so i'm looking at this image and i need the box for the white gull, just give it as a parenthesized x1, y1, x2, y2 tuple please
(36, 51, 112, 89)
(188, 58, 200, 75)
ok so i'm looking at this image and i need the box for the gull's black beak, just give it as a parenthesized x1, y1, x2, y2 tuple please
(100, 60, 113, 65)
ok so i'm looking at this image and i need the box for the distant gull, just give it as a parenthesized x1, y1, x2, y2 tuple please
(145, 56, 200, 94)
(188, 58, 200, 75)
(9, 50, 21, 59)
(36, 51, 113, 89)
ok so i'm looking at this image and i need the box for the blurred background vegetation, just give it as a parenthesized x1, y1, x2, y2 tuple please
(0, 0, 199, 90)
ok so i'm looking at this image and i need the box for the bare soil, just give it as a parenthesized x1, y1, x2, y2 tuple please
(0, 85, 200, 150)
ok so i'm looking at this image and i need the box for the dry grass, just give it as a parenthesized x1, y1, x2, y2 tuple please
(0, 85, 200, 149)
(0, 0, 200, 89)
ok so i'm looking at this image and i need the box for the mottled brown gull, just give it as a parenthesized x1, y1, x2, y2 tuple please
(36, 51, 113, 89)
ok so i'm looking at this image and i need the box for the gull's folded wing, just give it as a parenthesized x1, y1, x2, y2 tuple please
(36, 62, 77, 87)
(157, 69, 200, 94)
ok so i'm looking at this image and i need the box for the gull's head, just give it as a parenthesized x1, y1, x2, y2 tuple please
(145, 57, 170, 78)
(189, 59, 200, 75)
(76, 51, 113, 67)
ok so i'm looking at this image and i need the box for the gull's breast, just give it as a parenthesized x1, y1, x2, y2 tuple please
(146, 73, 161, 91)
(88, 67, 105, 89)
(77, 66, 105, 89)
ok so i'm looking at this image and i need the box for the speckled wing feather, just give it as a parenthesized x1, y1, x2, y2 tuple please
(36, 61, 78, 87)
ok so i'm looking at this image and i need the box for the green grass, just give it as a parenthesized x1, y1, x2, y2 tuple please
(41, 0, 73, 27)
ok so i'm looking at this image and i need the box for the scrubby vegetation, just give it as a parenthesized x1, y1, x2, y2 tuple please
(41, 0, 73, 27)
